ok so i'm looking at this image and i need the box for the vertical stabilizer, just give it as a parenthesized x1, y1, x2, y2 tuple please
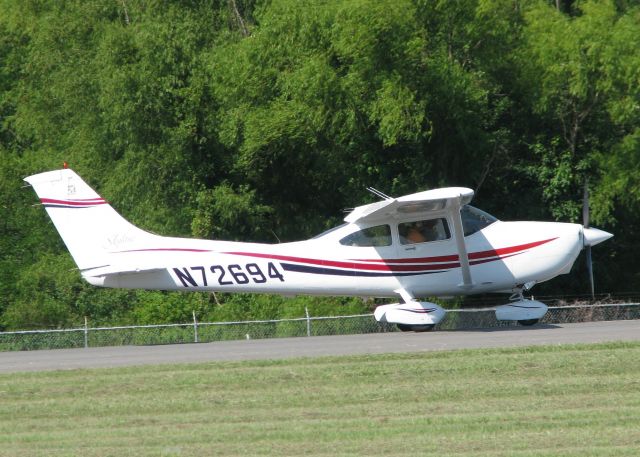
(24, 169, 159, 271)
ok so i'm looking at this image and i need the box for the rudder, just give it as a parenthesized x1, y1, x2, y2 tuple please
(24, 168, 159, 271)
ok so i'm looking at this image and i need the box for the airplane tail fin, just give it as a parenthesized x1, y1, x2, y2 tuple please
(24, 168, 159, 272)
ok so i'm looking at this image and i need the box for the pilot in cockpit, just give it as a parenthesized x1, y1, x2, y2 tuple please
(400, 219, 442, 244)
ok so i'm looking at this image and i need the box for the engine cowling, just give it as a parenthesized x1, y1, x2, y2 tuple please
(495, 299, 548, 322)
(374, 302, 446, 326)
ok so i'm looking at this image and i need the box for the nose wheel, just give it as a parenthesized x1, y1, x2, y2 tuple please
(495, 290, 548, 326)
(512, 291, 541, 326)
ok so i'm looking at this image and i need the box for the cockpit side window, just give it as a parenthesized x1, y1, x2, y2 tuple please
(461, 205, 498, 236)
(339, 224, 392, 247)
(398, 218, 451, 245)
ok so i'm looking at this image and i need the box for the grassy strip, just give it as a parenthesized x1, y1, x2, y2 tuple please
(1, 342, 639, 456)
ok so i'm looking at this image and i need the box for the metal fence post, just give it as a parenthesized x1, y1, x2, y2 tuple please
(84, 316, 89, 349)
(193, 310, 199, 343)
(305, 306, 311, 337)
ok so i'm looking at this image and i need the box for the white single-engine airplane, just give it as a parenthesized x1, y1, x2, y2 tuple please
(25, 168, 613, 331)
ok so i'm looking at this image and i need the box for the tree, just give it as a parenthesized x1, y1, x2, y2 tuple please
(2, 0, 640, 329)
(518, 0, 640, 223)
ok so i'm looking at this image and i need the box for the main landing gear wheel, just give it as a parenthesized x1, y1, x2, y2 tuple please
(397, 324, 435, 332)
(518, 319, 539, 326)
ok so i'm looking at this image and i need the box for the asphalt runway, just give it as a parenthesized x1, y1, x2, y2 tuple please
(1, 320, 639, 373)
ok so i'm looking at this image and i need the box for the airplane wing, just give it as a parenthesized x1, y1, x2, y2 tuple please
(344, 187, 475, 288)
(344, 187, 474, 224)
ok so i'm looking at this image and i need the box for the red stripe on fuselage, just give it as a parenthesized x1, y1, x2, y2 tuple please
(351, 238, 557, 264)
(113, 248, 213, 253)
(41, 198, 108, 206)
(223, 251, 456, 272)
(224, 238, 556, 273)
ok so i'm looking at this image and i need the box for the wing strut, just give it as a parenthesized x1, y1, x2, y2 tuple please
(449, 196, 473, 289)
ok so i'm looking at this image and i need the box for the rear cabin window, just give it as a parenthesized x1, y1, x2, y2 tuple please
(339, 224, 392, 247)
(461, 205, 498, 236)
(399, 218, 451, 245)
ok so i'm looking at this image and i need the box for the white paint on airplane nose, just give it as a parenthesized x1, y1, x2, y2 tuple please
(583, 227, 613, 247)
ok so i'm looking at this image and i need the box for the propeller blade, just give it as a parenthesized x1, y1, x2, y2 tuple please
(585, 245, 594, 299)
(582, 181, 590, 228)
(583, 179, 594, 299)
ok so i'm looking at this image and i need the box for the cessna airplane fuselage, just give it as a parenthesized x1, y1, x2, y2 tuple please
(25, 168, 612, 330)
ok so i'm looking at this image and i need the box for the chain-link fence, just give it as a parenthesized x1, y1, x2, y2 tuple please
(1, 303, 639, 352)
(434, 303, 640, 330)
(0, 314, 383, 352)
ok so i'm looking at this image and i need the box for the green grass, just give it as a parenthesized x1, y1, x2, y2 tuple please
(1, 342, 640, 456)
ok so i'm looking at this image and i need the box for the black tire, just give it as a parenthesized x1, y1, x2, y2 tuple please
(412, 324, 435, 332)
(397, 324, 435, 332)
(518, 319, 539, 326)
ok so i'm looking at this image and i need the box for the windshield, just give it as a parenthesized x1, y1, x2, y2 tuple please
(339, 224, 392, 247)
(461, 205, 498, 236)
(312, 223, 348, 239)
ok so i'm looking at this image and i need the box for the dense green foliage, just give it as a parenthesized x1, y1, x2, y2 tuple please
(1, 0, 639, 329)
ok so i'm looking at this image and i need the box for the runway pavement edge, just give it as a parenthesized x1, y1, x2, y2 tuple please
(0, 320, 638, 373)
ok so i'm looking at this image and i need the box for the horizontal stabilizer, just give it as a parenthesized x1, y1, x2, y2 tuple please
(81, 265, 166, 278)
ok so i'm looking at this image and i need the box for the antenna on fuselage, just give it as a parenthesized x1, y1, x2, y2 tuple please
(366, 187, 393, 201)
